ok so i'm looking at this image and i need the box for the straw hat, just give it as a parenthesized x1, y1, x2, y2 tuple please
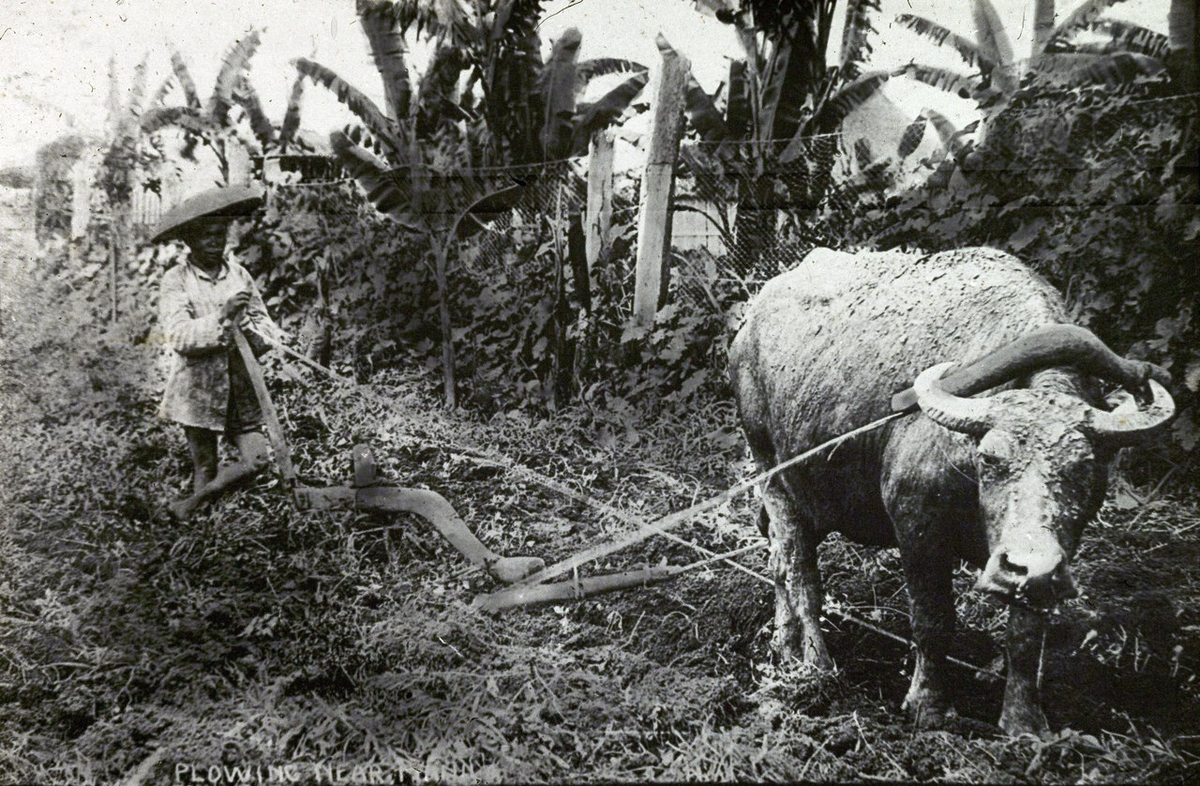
(150, 185, 264, 243)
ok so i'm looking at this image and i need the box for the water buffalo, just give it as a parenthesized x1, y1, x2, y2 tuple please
(729, 247, 1175, 735)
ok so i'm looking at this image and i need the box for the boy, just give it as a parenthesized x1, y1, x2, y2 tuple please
(152, 186, 279, 519)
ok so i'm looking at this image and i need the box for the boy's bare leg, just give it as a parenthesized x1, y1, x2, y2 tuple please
(185, 427, 219, 494)
(170, 431, 270, 519)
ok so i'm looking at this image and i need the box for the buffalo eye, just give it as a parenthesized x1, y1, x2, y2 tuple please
(977, 450, 1009, 474)
(976, 431, 1016, 475)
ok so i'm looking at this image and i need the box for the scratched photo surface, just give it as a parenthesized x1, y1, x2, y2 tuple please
(1, 0, 1197, 783)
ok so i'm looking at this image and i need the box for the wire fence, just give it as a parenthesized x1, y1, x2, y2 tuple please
(668, 91, 1199, 310)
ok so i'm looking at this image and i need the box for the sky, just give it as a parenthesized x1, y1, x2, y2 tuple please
(0, 0, 1170, 173)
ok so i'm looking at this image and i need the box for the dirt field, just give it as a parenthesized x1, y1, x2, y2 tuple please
(1, 197, 1198, 783)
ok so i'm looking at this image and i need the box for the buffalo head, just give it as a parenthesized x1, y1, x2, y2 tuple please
(913, 362, 1175, 607)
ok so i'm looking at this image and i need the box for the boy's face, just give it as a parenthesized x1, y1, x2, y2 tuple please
(181, 218, 232, 264)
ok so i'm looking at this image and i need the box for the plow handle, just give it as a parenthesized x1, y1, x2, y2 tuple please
(233, 328, 297, 491)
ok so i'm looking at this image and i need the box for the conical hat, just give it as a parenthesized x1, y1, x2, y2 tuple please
(150, 186, 264, 242)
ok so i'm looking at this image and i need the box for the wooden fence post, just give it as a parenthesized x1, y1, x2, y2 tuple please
(586, 129, 614, 274)
(227, 144, 253, 188)
(633, 36, 688, 326)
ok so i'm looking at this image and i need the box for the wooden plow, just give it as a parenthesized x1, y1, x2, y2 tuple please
(235, 328, 544, 585)
(236, 321, 907, 609)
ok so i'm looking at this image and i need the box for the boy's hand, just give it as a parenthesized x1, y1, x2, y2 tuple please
(221, 291, 252, 321)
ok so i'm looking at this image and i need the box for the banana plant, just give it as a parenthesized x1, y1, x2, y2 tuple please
(294, 4, 649, 225)
(896, 0, 1184, 191)
(1051, 0, 1196, 90)
(139, 29, 310, 186)
(675, 0, 892, 266)
(895, 0, 1170, 101)
(292, 0, 650, 406)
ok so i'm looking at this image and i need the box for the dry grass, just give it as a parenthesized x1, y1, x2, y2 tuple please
(2, 251, 1198, 783)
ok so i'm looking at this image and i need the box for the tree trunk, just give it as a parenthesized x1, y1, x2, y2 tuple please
(432, 239, 457, 408)
(1168, 0, 1197, 92)
(1032, 0, 1056, 56)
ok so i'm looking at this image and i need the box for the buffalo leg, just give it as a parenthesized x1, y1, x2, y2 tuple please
(763, 481, 833, 670)
(894, 516, 958, 727)
(1000, 606, 1050, 736)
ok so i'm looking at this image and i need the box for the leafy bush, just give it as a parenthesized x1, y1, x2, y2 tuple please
(240, 182, 429, 369)
(241, 179, 742, 420)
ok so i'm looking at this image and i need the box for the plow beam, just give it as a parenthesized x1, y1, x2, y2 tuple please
(472, 565, 680, 612)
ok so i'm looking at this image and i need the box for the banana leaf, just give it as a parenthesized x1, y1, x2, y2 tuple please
(922, 108, 965, 156)
(278, 74, 306, 152)
(208, 29, 262, 125)
(898, 64, 980, 98)
(1033, 0, 1056, 54)
(149, 75, 176, 110)
(897, 113, 929, 160)
(725, 59, 750, 137)
(840, 0, 880, 80)
(345, 124, 391, 159)
(358, 0, 413, 121)
(1084, 20, 1170, 60)
(1051, 0, 1129, 44)
(233, 76, 276, 148)
(691, 0, 737, 19)
(895, 14, 994, 73)
(539, 26, 582, 159)
(330, 130, 416, 227)
(373, 0, 474, 40)
(756, 38, 791, 140)
(814, 70, 890, 132)
(853, 138, 873, 170)
(171, 50, 202, 109)
(453, 179, 528, 239)
(571, 71, 649, 153)
(1029, 51, 1167, 88)
(576, 58, 647, 87)
(417, 42, 468, 135)
(295, 57, 404, 156)
(971, 0, 1014, 76)
(139, 106, 213, 138)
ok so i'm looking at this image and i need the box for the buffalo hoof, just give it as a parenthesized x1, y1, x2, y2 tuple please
(165, 499, 191, 522)
(903, 691, 959, 730)
(488, 555, 545, 584)
(774, 649, 837, 676)
(773, 633, 836, 673)
(758, 657, 842, 715)
(999, 705, 1050, 739)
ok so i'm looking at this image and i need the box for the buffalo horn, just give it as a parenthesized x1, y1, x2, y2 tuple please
(1087, 380, 1176, 446)
(914, 362, 995, 436)
(892, 325, 1172, 412)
